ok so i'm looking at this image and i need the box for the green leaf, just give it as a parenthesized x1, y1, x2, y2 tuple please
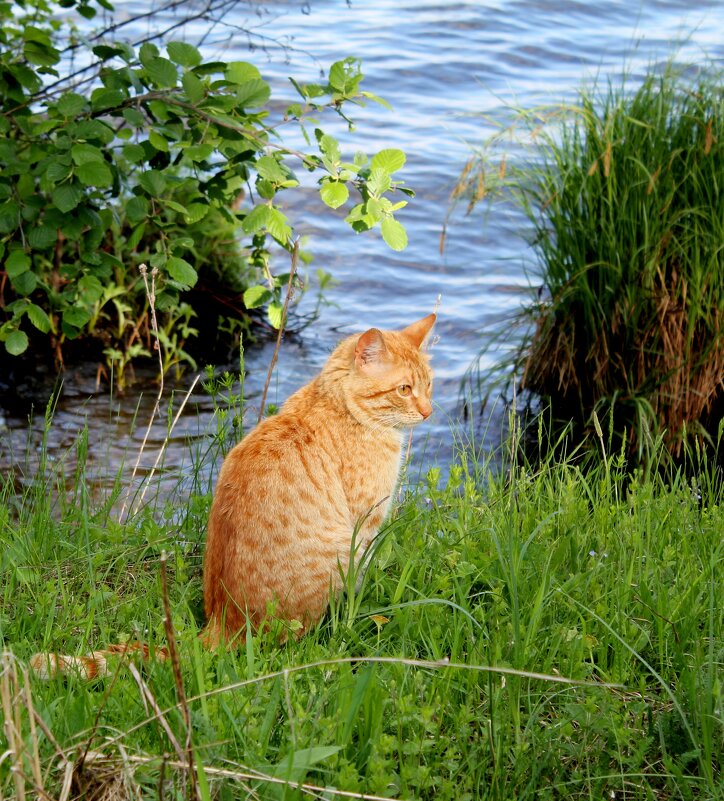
(0, 201, 19, 234)
(225, 62, 262, 84)
(267, 301, 283, 329)
(63, 307, 91, 328)
(10, 270, 37, 296)
(255, 155, 288, 183)
(366, 168, 392, 197)
(320, 182, 349, 209)
(71, 143, 105, 165)
(78, 275, 104, 303)
(328, 58, 362, 94)
(56, 92, 87, 117)
(381, 217, 408, 251)
(122, 143, 146, 163)
(267, 207, 291, 245)
(184, 203, 209, 224)
(166, 256, 198, 288)
(138, 170, 167, 196)
(371, 148, 406, 174)
(241, 204, 271, 234)
(28, 225, 57, 250)
(126, 196, 149, 223)
(127, 223, 146, 250)
(183, 143, 214, 162)
(270, 746, 342, 782)
(52, 183, 83, 213)
(90, 87, 126, 112)
(360, 90, 393, 110)
(243, 284, 271, 309)
(319, 134, 341, 163)
(26, 303, 52, 334)
(46, 161, 72, 183)
(5, 329, 28, 356)
(73, 119, 115, 143)
(122, 108, 146, 128)
(145, 57, 178, 88)
(148, 130, 169, 152)
(182, 71, 205, 104)
(6, 251, 30, 278)
(76, 161, 113, 188)
(235, 79, 271, 108)
(139, 43, 160, 65)
(167, 41, 202, 68)
(24, 40, 60, 68)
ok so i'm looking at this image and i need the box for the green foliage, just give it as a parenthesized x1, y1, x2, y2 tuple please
(0, 0, 412, 375)
(460, 63, 724, 463)
(1, 402, 722, 799)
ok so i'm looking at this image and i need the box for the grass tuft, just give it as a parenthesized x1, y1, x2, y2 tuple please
(460, 61, 724, 464)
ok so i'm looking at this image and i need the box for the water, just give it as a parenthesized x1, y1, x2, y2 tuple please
(2, 0, 724, 494)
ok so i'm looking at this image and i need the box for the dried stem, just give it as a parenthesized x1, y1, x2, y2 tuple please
(160, 552, 199, 800)
(119, 264, 164, 521)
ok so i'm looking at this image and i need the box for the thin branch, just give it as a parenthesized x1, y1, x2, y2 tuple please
(257, 239, 300, 424)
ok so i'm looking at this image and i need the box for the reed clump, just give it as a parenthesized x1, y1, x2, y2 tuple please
(467, 64, 724, 462)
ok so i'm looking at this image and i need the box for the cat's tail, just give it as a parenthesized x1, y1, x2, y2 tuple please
(29, 642, 169, 680)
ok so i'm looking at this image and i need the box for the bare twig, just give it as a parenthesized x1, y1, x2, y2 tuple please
(88, 752, 413, 801)
(159, 552, 199, 800)
(133, 372, 201, 512)
(126, 663, 187, 765)
(257, 239, 300, 424)
(119, 264, 164, 522)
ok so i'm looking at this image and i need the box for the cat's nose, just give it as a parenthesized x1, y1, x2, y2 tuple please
(418, 403, 432, 420)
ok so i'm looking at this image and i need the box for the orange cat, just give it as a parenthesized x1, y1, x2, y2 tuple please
(203, 313, 436, 643)
(30, 314, 435, 676)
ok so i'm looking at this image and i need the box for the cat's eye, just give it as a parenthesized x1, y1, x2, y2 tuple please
(397, 384, 412, 397)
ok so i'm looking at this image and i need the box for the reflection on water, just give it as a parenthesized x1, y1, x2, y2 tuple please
(2, 0, 723, 496)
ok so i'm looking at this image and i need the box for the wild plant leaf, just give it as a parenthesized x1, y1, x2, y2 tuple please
(167, 256, 198, 288)
(4, 329, 28, 355)
(320, 181, 349, 209)
(26, 303, 52, 333)
(52, 184, 83, 213)
(381, 216, 408, 251)
(27, 226, 57, 250)
(56, 92, 86, 117)
(145, 57, 178, 89)
(243, 284, 271, 309)
(371, 148, 406, 174)
(5, 251, 30, 278)
(148, 130, 169, 152)
(76, 161, 113, 188)
(267, 300, 283, 329)
(167, 41, 202, 68)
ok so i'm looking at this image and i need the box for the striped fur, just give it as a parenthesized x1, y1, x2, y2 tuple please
(30, 642, 169, 680)
(30, 315, 436, 676)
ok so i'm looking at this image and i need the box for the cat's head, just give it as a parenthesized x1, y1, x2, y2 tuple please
(342, 313, 436, 430)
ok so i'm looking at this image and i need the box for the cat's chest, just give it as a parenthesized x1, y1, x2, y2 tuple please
(339, 432, 403, 519)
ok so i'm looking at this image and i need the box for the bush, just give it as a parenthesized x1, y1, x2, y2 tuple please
(0, 0, 413, 380)
(462, 64, 724, 463)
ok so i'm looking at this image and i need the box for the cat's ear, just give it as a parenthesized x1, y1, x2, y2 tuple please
(355, 328, 388, 371)
(400, 313, 436, 349)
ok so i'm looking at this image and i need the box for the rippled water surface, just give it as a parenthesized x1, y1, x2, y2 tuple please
(2, 0, 724, 493)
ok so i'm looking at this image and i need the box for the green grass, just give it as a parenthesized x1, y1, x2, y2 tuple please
(461, 61, 724, 463)
(1, 406, 722, 800)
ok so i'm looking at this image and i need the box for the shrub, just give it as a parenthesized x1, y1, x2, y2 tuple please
(461, 64, 724, 463)
(0, 0, 412, 379)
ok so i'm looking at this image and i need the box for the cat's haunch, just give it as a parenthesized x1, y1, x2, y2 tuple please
(203, 313, 436, 643)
